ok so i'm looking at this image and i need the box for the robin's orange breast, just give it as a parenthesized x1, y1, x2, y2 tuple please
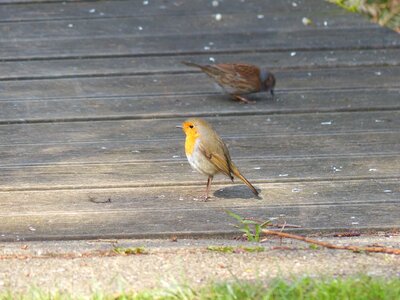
(185, 132, 198, 156)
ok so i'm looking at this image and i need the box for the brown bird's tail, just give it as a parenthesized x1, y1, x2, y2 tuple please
(230, 164, 259, 196)
(181, 61, 205, 69)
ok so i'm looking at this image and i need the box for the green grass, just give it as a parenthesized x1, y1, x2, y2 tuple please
(1, 276, 399, 300)
(225, 210, 271, 242)
(329, 0, 400, 31)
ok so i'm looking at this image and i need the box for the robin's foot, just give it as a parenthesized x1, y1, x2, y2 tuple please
(202, 194, 212, 202)
(232, 95, 256, 104)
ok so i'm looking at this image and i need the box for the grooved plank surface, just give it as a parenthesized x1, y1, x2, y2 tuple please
(1, 155, 399, 191)
(1, 180, 399, 241)
(0, 49, 400, 81)
(0, 0, 368, 21)
(1, 28, 399, 60)
(2, 89, 400, 122)
(2, 111, 399, 144)
(1, 0, 399, 241)
(0, 66, 399, 101)
(1, 14, 379, 41)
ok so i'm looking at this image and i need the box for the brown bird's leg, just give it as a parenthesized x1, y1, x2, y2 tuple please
(232, 94, 256, 104)
(205, 175, 213, 201)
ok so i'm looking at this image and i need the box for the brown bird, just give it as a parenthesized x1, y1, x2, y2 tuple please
(178, 118, 259, 200)
(182, 61, 276, 103)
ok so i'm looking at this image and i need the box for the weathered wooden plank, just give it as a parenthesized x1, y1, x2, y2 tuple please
(0, 179, 398, 241)
(2, 111, 399, 145)
(0, 153, 399, 190)
(0, 0, 69, 3)
(2, 89, 399, 122)
(0, 66, 398, 101)
(1, 28, 398, 60)
(1, 49, 399, 81)
(0, 12, 377, 41)
(0, 0, 361, 22)
(2, 179, 398, 212)
(3, 130, 400, 166)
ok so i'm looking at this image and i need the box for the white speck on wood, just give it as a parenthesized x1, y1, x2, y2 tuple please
(302, 17, 312, 26)
(215, 13, 222, 21)
(321, 121, 332, 125)
(331, 165, 342, 172)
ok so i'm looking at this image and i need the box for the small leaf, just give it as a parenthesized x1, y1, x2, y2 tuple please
(207, 246, 234, 253)
(242, 220, 259, 225)
(225, 210, 244, 222)
(113, 247, 147, 255)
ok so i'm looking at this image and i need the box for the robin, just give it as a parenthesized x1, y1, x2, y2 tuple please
(182, 61, 276, 103)
(178, 118, 259, 200)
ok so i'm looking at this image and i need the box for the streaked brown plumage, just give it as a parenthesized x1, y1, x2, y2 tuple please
(179, 118, 259, 200)
(182, 61, 276, 103)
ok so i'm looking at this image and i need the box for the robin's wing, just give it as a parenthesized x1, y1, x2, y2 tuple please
(199, 138, 234, 181)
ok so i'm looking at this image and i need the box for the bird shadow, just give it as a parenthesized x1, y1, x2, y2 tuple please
(214, 185, 262, 200)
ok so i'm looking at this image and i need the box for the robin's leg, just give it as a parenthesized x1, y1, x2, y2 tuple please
(232, 94, 256, 104)
(205, 175, 213, 201)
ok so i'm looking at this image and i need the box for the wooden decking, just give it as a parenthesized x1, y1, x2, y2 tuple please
(1, 0, 399, 241)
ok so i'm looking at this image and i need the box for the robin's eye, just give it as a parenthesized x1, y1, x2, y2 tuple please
(189, 125, 194, 128)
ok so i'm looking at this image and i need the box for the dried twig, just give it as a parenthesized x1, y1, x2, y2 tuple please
(243, 218, 301, 229)
(262, 230, 400, 255)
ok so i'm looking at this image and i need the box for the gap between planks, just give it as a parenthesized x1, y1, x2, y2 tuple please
(1, 175, 399, 193)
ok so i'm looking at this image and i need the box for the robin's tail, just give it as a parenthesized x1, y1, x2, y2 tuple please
(231, 164, 259, 196)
